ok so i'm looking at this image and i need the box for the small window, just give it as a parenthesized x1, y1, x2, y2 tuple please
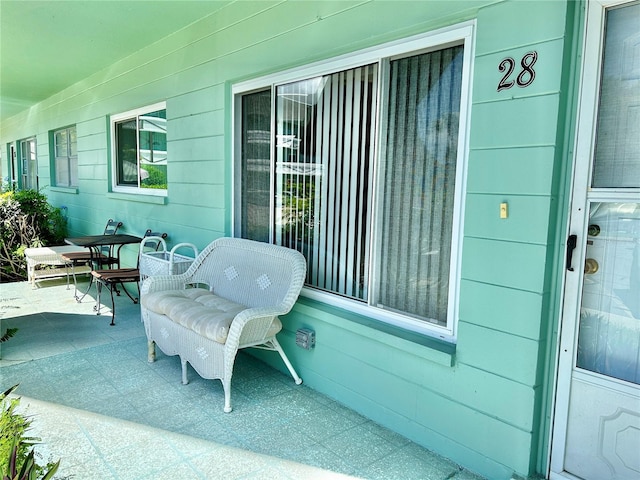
(19, 137, 38, 190)
(52, 126, 77, 187)
(111, 103, 167, 194)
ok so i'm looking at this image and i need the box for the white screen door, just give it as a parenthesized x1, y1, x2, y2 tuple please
(551, 1, 640, 479)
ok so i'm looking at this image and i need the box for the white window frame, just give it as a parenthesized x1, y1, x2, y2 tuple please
(110, 101, 167, 196)
(19, 136, 38, 190)
(232, 22, 475, 342)
(52, 125, 77, 188)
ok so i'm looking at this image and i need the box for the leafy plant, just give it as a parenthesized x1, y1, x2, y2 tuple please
(0, 328, 18, 344)
(0, 189, 67, 282)
(9, 190, 66, 246)
(140, 165, 167, 189)
(4, 441, 59, 480)
(280, 176, 315, 237)
(0, 385, 60, 480)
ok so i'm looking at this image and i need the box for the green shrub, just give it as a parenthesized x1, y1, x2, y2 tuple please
(10, 190, 67, 245)
(141, 165, 167, 189)
(0, 189, 67, 282)
(0, 385, 60, 480)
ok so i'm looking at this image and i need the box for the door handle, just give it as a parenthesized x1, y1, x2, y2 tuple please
(584, 258, 599, 274)
(566, 234, 578, 271)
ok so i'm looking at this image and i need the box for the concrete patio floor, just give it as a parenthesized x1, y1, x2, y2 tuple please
(0, 277, 485, 480)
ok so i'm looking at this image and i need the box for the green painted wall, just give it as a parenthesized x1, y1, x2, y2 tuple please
(0, 1, 582, 478)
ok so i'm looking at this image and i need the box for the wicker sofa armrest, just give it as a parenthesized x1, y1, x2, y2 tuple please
(231, 306, 281, 338)
(141, 273, 188, 295)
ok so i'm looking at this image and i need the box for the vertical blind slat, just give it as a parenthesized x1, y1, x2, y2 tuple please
(351, 67, 364, 298)
(362, 65, 378, 300)
(342, 69, 355, 296)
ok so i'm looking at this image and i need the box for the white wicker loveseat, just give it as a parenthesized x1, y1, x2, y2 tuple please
(140, 237, 307, 412)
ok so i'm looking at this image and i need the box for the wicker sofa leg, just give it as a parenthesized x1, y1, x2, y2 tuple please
(147, 341, 156, 363)
(270, 337, 303, 385)
(223, 379, 233, 413)
(181, 358, 189, 385)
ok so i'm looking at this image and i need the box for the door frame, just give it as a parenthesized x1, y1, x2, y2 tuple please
(8, 142, 17, 189)
(549, 0, 639, 477)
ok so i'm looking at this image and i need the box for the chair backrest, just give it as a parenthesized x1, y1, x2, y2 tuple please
(103, 219, 123, 236)
(101, 219, 123, 257)
(187, 237, 307, 312)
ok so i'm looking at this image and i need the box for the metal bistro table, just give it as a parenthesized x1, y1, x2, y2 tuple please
(65, 234, 142, 303)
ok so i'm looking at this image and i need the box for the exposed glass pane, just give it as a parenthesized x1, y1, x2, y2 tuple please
(241, 90, 272, 243)
(56, 157, 69, 186)
(592, 3, 640, 188)
(55, 130, 67, 157)
(70, 154, 78, 187)
(577, 202, 640, 384)
(377, 45, 463, 326)
(28, 139, 36, 160)
(139, 109, 167, 189)
(53, 127, 77, 187)
(69, 127, 77, 156)
(20, 141, 27, 170)
(275, 65, 378, 300)
(115, 118, 138, 186)
(20, 138, 38, 190)
(114, 108, 167, 190)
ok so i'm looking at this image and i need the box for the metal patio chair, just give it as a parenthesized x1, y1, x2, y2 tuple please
(60, 219, 123, 301)
(91, 230, 167, 325)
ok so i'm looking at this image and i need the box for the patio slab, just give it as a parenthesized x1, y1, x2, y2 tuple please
(15, 395, 357, 480)
(0, 279, 485, 480)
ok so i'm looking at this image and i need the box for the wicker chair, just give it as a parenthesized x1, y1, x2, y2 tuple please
(140, 237, 307, 412)
(139, 237, 198, 280)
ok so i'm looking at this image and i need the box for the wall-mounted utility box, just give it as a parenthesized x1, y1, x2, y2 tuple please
(296, 328, 316, 349)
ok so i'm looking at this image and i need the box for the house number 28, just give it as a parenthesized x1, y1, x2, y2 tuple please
(497, 51, 538, 91)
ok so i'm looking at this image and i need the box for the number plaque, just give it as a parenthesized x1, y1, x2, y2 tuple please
(497, 51, 538, 91)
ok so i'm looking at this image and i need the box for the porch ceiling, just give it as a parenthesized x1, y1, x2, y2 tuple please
(0, 0, 230, 123)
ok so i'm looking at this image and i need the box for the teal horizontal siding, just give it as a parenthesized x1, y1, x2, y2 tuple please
(459, 279, 547, 341)
(0, 1, 579, 478)
(467, 147, 557, 195)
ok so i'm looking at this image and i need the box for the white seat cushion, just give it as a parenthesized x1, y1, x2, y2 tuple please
(141, 288, 281, 343)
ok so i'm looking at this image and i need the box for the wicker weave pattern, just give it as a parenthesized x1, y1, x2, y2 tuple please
(141, 237, 307, 412)
(139, 238, 198, 279)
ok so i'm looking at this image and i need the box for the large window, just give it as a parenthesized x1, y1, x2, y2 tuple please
(52, 126, 77, 187)
(111, 102, 167, 194)
(234, 25, 472, 339)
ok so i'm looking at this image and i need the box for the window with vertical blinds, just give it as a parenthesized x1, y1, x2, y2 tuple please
(376, 46, 463, 327)
(235, 25, 471, 338)
(274, 65, 378, 301)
